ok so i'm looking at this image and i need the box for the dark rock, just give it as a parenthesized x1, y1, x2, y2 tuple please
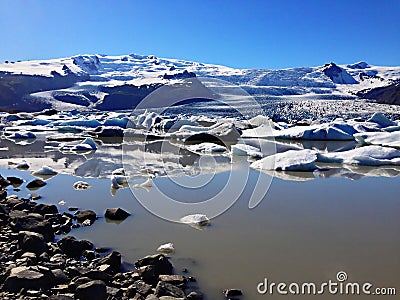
(98, 251, 121, 274)
(51, 269, 69, 284)
(68, 206, 79, 211)
(82, 269, 111, 282)
(135, 254, 173, 284)
(105, 207, 131, 220)
(83, 250, 96, 260)
(11, 213, 54, 241)
(57, 236, 93, 258)
(223, 289, 243, 298)
(3, 266, 45, 292)
(75, 210, 97, 223)
(75, 280, 107, 300)
(26, 179, 47, 190)
(0, 189, 7, 200)
(18, 231, 47, 254)
(12, 201, 32, 211)
(34, 203, 58, 215)
(155, 281, 186, 298)
(0, 175, 11, 188)
(30, 193, 41, 200)
(48, 296, 74, 300)
(7, 176, 24, 186)
(159, 274, 187, 287)
(133, 280, 152, 296)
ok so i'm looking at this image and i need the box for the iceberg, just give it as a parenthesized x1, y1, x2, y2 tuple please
(367, 113, 397, 128)
(32, 166, 58, 176)
(317, 145, 400, 166)
(231, 144, 263, 158)
(180, 214, 210, 227)
(72, 137, 98, 151)
(188, 143, 227, 153)
(354, 131, 400, 148)
(250, 149, 318, 171)
(6, 131, 36, 139)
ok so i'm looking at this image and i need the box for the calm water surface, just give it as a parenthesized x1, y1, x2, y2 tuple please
(3, 165, 400, 300)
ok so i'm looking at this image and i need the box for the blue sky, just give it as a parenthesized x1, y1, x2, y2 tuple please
(0, 0, 399, 69)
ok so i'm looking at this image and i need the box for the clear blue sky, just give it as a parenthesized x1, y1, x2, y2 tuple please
(0, 0, 399, 69)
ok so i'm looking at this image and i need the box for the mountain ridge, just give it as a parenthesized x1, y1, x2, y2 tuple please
(0, 54, 399, 112)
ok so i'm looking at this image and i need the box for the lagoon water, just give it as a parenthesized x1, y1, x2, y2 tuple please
(2, 161, 400, 299)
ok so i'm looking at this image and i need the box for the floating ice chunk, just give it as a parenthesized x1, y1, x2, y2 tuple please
(188, 142, 227, 153)
(72, 137, 97, 151)
(32, 166, 58, 176)
(7, 131, 36, 139)
(103, 117, 129, 128)
(241, 124, 274, 138)
(355, 131, 400, 148)
(58, 200, 66, 205)
(367, 113, 397, 128)
(20, 118, 51, 126)
(248, 115, 274, 128)
(133, 178, 153, 189)
(73, 181, 91, 190)
(180, 214, 210, 227)
(250, 149, 318, 171)
(157, 242, 175, 254)
(317, 146, 400, 166)
(111, 175, 129, 188)
(112, 168, 126, 175)
(231, 144, 263, 158)
(54, 119, 101, 128)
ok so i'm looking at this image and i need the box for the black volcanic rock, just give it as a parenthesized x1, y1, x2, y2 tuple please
(104, 208, 131, 220)
(357, 82, 400, 105)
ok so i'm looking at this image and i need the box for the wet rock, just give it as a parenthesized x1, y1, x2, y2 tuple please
(105, 207, 131, 220)
(98, 251, 121, 274)
(51, 268, 69, 284)
(135, 254, 173, 284)
(3, 266, 45, 292)
(223, 289, 243, 298)
(75, 210, 97, 223)
(155, 281, 186, 298)
(57, 236, 93, 258)
(75, 280, 107, 300)
(0, 175, 11, 188)
(18, 231, 47, 254)
(34, 203, 58, 215)
(26, 179, 47, 190)
(159, 275, 187, 288)
(146, 295, 160, 300)
(11, 213, 54, 241)
(48, 296, 74, 300)
(7, 176, 24, 186)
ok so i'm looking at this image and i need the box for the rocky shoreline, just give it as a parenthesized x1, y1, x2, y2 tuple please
(0, 175, 203, 300)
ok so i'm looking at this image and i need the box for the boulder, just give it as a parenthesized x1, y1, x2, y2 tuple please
(7, 176, 24, 186)
(18, 231, 47, 254)
(57, 236, 93, 258)
(75, 280, 107, 300)
(104, 207, 131, 220)
(223, 289, 243, 298)
(135, 254, 173, 284)
(11, 213, 54, 241)
(75, 210, 97, 223)
(3, 266, 45, 292)
(34, 203, 59, 215)
(26, 179, 47, 190)
(155, 281, 186, 298)
(98, 251, 121, 274)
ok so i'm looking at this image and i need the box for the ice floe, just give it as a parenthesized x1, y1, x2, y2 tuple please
(231, 144, 263, 158)
(71, 137, 98, 151)
(317, 145, 400, 166)
(355, 131, 400, 148)
(73, 181, 92, 190)
(156, 242, 175, 254)
(251, 149, 318, 171)
(188, 143, 227, 153)
(180, 214, 210, 229)
(31, 166, 58, 176)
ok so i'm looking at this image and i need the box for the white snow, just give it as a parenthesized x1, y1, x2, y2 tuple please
(250, 149, 318, 171)
(367, 113, 397, 128)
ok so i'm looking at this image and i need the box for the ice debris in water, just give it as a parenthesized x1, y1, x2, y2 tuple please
(111, 175, 129, 188)
(31, 166, 58, 176)
(180, 214, 210, 227)
(16, 161, 30, 170)
(250, 149, 318, 171)
(73, 181, 91, 190)
(231, 144, 263, 158)
(188, 142, 227, 153)
(72, 137, 97, 151)
(133, 178, 153, 189)
(355, 131, 400, 148)
(157, 242, 175, 254)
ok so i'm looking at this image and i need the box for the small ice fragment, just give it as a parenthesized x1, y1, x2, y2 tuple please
(16, 161, 30, 170)
(73, 181, 91, 190)
(32, 166, 58, 176)
(58, 200, 66, 205)
(180, 214, 210, 227)
(157, 242, 175, 254)
(111, 175, 129, 188)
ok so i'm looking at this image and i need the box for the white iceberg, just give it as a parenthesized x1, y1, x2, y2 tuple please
(317, 145, 400, 166)
(6, 131, 36, 139)
(188, 142, 227, 153)
(111, 175, 129, 188)
(72, 137, 97, 151)
(231, 144, 263, 158)
(180, 214, 210, 227)
(367, 113, 397, 128)
(250, 149, 318, 171)
(354, 131, 400, 149)
(73, 181, 91, 190)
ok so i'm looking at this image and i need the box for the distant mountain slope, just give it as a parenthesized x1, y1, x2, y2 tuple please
(357, 82, 400, 105)
(0, 54, 399, 112)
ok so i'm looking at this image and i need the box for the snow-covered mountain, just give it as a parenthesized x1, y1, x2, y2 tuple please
(0, 53, 399, 112)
